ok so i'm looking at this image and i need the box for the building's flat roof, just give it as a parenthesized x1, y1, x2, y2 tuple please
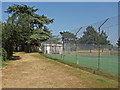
(42, 44, 62, 47)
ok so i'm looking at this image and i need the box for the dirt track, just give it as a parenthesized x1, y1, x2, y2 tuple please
(2, 52, 118, 88)
(2, 52, 84, 88)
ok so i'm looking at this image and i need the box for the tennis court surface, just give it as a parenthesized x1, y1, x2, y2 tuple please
(47, 54, 118, 75)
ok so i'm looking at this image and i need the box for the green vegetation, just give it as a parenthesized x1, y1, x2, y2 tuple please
(96, 79, 105, 82)
(2, 48, 7, 61)
(2, 60, 9, 66)
(60, 26, 111, 45)
(78, 26, 110, 45)
(2, 4, 54, 60)
(60, 31, 77, 43)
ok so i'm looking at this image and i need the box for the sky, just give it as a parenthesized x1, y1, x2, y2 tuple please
(2, 2, 118, 45)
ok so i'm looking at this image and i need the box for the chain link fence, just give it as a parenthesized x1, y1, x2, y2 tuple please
(42, 16, 118, 75)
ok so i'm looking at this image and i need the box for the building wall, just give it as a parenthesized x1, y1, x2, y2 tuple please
(42, 44, 63, 54)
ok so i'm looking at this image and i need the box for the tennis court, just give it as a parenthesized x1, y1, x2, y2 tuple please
(47, 54, 118, 75)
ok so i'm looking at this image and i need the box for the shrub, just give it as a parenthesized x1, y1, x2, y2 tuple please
(2, 48, 7, 61)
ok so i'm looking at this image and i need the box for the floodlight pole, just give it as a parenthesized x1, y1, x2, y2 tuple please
(75, 27, 82, 64)
(98, 18, 109, 70)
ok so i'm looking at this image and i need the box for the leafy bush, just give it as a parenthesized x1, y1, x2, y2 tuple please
(2, 48, 7, 61)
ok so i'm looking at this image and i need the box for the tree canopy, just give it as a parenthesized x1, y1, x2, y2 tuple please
(117, 37, 120, 47)
(60, 31, 77, 43)
(2, 4, 54, 58)
(78, 26, 110, 45)
(59, 26, 110, 46)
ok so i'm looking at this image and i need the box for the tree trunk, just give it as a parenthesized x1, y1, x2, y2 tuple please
(7, 43, 13, 59)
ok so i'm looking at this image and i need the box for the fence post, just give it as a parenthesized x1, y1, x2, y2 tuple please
(75, 27, 82, 64)
(61, 36, 64, 60)
(97, 18, 109, 70)
(75, 41, 78, 64)
(98, 27, 100, 70)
